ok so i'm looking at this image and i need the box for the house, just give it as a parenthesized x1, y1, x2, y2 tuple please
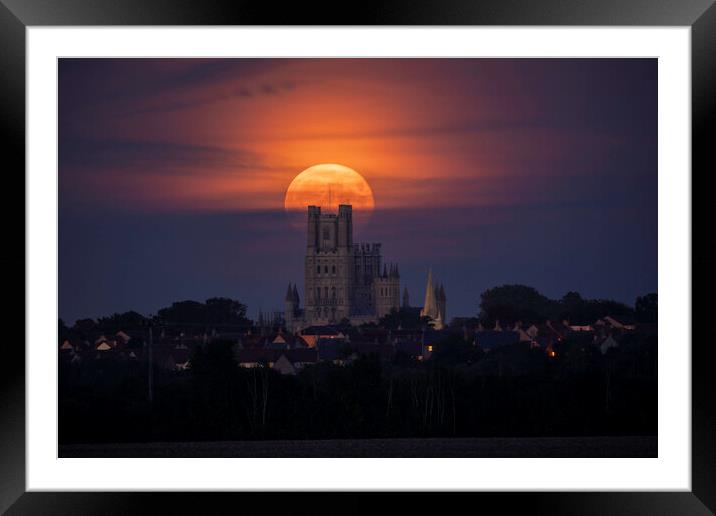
(600, 335, 620, 354)
(511, 325, 534, 343)
(235, 348, 278, 368)
(417, 329, 452, 358)
(272, 354, 296, 375)
(115, 331, 132, 345)
(96, 340, 113, 351)
(300, 326, 346, 348)
(265, 332, 309, 350)
(525, 325, 539, 339)
(603, 316, 635, 331)
(284, 348, 318, 370)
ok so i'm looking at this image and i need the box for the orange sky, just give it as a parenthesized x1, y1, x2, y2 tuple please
(61, 58, 596, 214)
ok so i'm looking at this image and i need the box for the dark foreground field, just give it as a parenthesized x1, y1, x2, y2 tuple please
(59, 435, 656, 458)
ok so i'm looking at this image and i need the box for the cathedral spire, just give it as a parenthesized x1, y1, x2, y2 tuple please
(285, 282, 294, 302)
(421, 269, 437, 318)
(420, 269, 445, 329)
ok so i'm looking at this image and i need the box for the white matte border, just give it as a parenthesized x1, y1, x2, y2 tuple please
(27, 27, 690, 491)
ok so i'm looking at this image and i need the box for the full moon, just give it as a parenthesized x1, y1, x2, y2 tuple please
(284, 164, 375, 229)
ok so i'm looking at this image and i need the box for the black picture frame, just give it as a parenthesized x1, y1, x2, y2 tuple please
(2, 0, 713, 514)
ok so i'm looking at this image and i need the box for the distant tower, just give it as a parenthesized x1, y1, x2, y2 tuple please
(304, 205, 355, 325)
(420, 268, 445, 329)
(374, 263, 401, 318)
(292, 284, 300, 309)
(402, 286, 410, 308)
(284, 282, 300, 332)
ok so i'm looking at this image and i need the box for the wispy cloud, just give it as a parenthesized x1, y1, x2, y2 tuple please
(59, 138, 263, 173)
(128, 80, 299, 116)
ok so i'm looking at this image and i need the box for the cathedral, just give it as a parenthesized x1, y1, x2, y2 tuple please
(284, 204, 400, 331)
(284, 204, 446, 332)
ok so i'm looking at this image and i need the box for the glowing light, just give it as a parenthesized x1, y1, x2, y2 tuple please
(284, 163, 375, 229)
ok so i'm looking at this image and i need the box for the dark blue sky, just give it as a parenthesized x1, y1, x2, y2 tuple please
(59, 58, 657, 324)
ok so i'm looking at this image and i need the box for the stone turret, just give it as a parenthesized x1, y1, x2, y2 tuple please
(284, 282, 300, 332)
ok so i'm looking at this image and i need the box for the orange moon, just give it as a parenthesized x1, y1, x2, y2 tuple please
(284, 164, 375, 228)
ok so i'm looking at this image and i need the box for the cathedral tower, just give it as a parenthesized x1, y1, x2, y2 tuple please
(374, 263, 401, 318)
(288, 204, 402, 328)
(304, 205, 355, 324)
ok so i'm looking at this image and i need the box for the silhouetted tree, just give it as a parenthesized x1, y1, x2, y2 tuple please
(72, 318, 97, 338)
(479, 284, 556, 325)
(156, 298, 250, 334)
(379, 307, 432, 330)
(635, 293, 658, 323)
(96, 310, 147, 333)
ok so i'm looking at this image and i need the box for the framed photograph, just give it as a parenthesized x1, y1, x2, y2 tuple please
(4, 0, 713, 513)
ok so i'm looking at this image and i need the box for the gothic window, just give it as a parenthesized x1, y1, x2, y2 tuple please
(331, 287, 336, 299)
(324, 265, 328, 273)
(316, 287, 320, 299)
(324, 286, 329, 298)
(332, 265, 336, 274)
(323, 228, 330, 240)
(317, 265, 321, 274)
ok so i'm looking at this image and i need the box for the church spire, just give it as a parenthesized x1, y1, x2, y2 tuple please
(285, 282, 294, 303)
(420, 269, 445, 329)
(421, 269, 437, 318)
